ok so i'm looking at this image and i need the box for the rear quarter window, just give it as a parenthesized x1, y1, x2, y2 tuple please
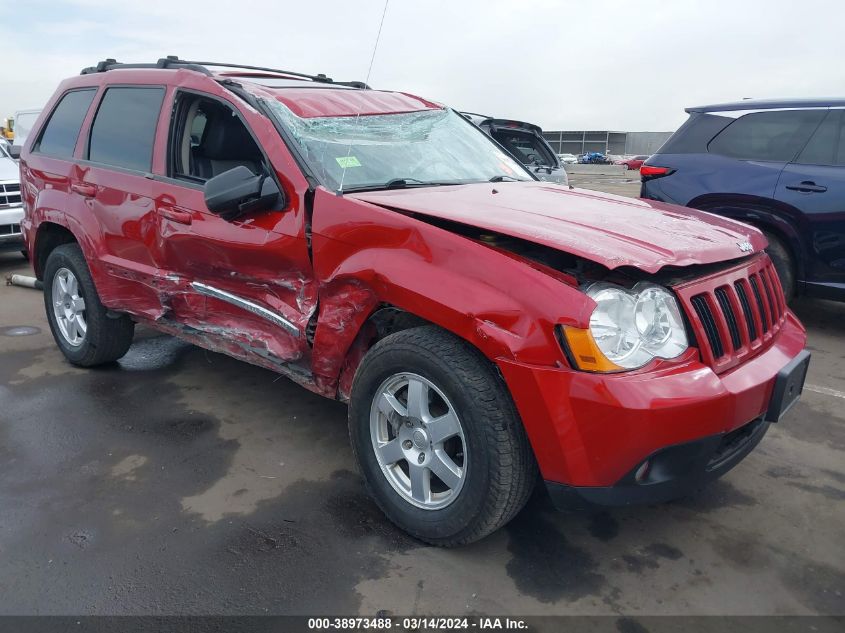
(708, 109, 825, 162)
(492, 130, 555, 167)
(34, 89, 97, 158)
(87, 86, 165, 172)
(795, 109, 845, 166)
(656, 113, 734, 154)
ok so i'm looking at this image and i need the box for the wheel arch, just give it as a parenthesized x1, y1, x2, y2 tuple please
(33, 221, 79, 281)
(687, 193, 807, 282)
(335, 306, 444, 402)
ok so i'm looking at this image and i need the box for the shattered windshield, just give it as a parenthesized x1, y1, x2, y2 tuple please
(262, 99, 532, 191)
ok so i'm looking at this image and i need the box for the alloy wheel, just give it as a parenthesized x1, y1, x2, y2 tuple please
(369, 372, 467, 510)
(52, 267, 87, 347)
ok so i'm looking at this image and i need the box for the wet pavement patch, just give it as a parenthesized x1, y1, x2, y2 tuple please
(617, 542, 685, 576)
(777, 400, 845, 452)
(672, 479, 757, 512)
(0, 337, 422, 613)
(324, 470, 420, 550)
(765, 465, 807, 480)
(785, 482, 845, 501)
(505, 498, 605, 603)
(615, 618, 650, 633)
(588, 512, 620, 542)
(643, 543, 683, 560)
(0, 325, 40, 336)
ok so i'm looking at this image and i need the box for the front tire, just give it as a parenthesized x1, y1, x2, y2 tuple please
(43, 243, 135, 366)
(349, 326, 537, 546)
(763, 231, 796, 302)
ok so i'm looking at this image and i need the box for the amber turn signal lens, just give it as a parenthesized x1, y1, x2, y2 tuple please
(561, 326, 623, 372)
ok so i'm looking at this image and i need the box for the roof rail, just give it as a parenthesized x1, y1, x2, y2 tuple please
(79, 55, 370, 88)
(80, 56, 212, 75)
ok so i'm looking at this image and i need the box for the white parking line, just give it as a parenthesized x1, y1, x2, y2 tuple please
(805, 384, 845, 399)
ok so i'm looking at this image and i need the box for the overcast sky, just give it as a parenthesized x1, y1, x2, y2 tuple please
(1, 0, 842, 132)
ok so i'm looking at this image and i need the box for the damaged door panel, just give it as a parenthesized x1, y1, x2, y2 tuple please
(150, 87, 318, 373)
(151, 181, 315, 360)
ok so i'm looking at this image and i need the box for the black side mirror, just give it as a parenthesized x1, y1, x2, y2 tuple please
(8, 145, 21, 159)
(203, 166, 283, 221)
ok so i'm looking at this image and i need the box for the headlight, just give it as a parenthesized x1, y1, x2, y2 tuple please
(562, 282, 688, 371)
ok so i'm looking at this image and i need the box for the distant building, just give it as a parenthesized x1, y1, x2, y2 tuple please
(542, 130, 674, 156)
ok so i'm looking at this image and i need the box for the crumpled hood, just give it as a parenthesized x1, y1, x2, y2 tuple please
(348, 181, 766, 273)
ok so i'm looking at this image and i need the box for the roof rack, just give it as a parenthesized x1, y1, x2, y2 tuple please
(80, 56, 370, 88)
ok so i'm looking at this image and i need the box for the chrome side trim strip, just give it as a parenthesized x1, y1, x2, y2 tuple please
(190, 281, 299, 336)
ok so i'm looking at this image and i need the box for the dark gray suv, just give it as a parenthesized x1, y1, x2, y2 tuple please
(461, 113, 569, 186)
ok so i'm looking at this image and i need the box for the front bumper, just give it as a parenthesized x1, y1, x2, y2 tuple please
(0, 205, 25, 252)
(546, 416, 770, 508)
(496, 312, 808, 495)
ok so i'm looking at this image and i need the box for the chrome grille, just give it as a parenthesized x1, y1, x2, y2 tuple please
(675, 255, 787, 373)
(0, 182, 22, 207)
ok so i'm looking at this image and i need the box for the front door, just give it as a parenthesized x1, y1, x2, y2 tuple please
(151, 89, 316, 368)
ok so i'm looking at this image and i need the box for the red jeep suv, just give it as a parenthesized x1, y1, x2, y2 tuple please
(19, 58, 810, 546)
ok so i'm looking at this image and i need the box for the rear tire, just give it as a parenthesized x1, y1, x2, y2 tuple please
(763, 231, 796, 302)
(43, 243, 135, 366)
(349, 326, 537, 547)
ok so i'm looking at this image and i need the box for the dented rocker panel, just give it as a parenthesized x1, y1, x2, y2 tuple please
(190, 281, 300, 335)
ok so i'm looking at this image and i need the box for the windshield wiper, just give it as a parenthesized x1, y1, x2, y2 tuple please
(489, 175, 523, 182)
(342, 178, 461, 193)
(383, 178, 432, 189)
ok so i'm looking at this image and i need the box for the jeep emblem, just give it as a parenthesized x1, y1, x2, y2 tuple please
(737, 241, 753, 252)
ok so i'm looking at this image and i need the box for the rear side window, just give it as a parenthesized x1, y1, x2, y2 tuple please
(795, 110, 845, 166)
(34, 89, 96, 157)
(88, 87, 165, 171)
(708, 110, 825, 162)
(492, 130, 555, 167)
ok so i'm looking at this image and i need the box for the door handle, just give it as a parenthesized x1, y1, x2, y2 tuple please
(785, 181, 827, 193)
(71, 182, 97, 197)
(158, 205, 192, 225)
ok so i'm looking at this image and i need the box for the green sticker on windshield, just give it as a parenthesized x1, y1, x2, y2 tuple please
(336, 156, 361, 168)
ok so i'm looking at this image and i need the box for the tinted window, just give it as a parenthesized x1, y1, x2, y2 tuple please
(708, 110, 825, 162)
(35, 89, 96, 157)
(796, 110, 845, 166)
(493, 130, 555, 167)
(88, 87, 165, 171)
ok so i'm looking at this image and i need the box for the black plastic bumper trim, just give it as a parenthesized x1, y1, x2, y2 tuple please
(545, 417, 770, 509)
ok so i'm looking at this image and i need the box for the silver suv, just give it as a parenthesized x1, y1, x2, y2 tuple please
(0, 142, 24, 257)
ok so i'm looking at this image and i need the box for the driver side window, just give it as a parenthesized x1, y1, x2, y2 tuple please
(169, 93, 265, 183)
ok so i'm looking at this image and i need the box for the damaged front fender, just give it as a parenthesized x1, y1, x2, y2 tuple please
(309, 187, 594, 393)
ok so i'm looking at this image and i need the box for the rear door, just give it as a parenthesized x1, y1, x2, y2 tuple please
(706, 109, 826, 199)
(23, 88, 97, 269)
(776, 109, 845, 289)
(647, 109, 825, 206)
(76, 85, 168, 317)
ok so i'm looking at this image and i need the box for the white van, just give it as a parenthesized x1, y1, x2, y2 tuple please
(12, 109, 41, 150)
